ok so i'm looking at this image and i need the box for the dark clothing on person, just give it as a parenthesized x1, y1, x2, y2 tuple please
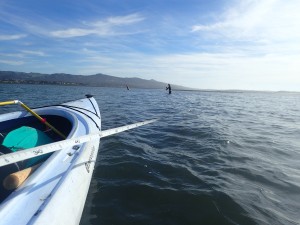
(166, 84, 172, 94)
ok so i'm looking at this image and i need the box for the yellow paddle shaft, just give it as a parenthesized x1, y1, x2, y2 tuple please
(0, 100, 66, 139)
(0, 100, 18, 106)
(20, 102, 66, 139)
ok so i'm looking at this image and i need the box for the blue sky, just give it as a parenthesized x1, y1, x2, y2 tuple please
(0, 0, 300, 91)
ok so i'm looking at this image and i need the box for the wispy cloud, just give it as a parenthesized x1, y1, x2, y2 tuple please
(51, 13, 145, 38)
(0, 53, 24, 58)
(89, 14, 145, 26)
(21, 50, 46, 56)
(192, 0, 300, 42)
(0, 34, 27, 41)
(0, 59, 24, 65)
(189, 0, 300, 90)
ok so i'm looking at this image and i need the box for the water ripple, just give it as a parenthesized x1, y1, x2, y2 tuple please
(1, 85, 299, 225)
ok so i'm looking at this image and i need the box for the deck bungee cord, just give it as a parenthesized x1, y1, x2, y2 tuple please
(57, 104, 101, 130)
(32, 95, 100, 118)
(86, 94, 99, 117)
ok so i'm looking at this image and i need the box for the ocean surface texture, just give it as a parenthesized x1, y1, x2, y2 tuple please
(0, 84, 299, 225)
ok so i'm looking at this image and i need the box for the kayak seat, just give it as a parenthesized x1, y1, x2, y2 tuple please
(2, 126, 53, 167)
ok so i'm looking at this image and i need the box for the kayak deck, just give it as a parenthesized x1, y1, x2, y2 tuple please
(0, 97, 101, 225)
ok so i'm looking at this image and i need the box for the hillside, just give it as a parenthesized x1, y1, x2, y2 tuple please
(0, 71, 189, 90)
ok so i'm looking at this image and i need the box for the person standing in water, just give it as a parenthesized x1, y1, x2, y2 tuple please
(166, 83, 171, 94)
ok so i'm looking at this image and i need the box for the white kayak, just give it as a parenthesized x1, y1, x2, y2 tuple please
(0, 95, 156, 225)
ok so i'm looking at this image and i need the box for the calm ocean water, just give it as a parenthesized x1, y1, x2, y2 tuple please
(0, 84, 300, 225)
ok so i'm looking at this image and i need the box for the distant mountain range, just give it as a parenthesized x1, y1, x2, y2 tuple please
(0, 71, 191, 90)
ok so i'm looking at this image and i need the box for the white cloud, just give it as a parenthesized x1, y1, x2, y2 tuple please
(51, 28, 95, 38)
(192, 0, 300, 42)
(0, 53, 24, 58)
(91, 13, 144, 27)
(0, 59, 24, 65)
(0, 34, 27, 41)
(51, 13, 145, 38)
(187, 0, 300, 90)
(21, 50, 46, 56)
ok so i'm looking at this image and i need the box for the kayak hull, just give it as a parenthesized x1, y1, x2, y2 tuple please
(0, 97, 101, 225)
